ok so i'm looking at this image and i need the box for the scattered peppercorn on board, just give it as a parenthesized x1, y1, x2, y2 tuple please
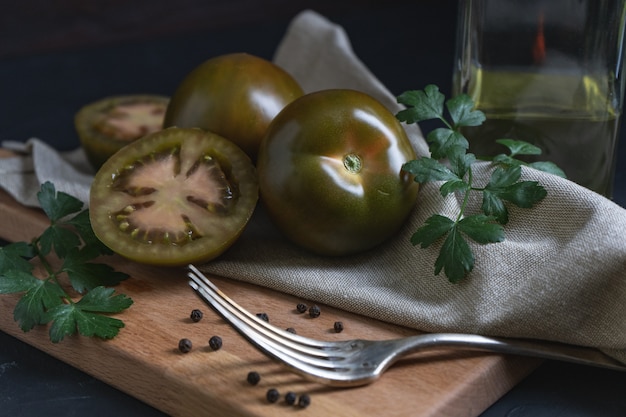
(0, 189, 541, 417)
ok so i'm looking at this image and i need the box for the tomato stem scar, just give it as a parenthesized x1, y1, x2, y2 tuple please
(343, 153, 362, 173)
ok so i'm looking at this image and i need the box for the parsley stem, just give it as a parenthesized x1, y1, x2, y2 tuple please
(31, 236, 71, 301)
(439, 116, 454, 131)
(31, 237, 55, 277)
(456, 166, 473, 223)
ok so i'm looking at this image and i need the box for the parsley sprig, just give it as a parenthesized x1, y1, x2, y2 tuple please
(396, 85, 565, 283)
(0, 182, 132, 342)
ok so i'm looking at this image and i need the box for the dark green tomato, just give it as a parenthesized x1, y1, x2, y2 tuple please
(90, 127, 258, 266)
(257, 89, 420, 256)
(163, 53, 304, 160)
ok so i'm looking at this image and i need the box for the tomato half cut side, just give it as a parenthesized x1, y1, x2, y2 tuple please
(75, 95, 169, 170)
(89, 127, 258, 266)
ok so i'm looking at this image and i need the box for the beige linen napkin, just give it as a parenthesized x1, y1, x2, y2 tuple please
(1, 10, 625, 364)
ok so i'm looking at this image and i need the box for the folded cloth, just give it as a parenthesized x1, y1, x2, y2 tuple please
(1, 10, 625, 364)
(0, 139, 93, 207)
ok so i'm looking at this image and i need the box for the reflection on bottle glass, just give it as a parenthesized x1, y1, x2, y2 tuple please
(461, 68, 620, 196)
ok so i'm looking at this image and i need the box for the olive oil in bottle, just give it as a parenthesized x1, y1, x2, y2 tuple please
(460, 69, 620, 196)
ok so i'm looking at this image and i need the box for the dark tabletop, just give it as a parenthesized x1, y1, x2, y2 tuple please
(1, 1, 625, 416)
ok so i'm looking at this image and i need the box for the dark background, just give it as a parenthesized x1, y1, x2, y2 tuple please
(1, 1, 625, 416)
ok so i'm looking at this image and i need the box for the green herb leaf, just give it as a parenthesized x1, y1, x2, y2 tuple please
(402, 158, 459, 183)
(439, 179, 470, 197)
(397, 85, 557, 283)
(496, 139, 542, 156)
(410, 214, 455, 248)
(449, 152, 476, 179)
(45, 287, 132, 342)
(13, 279, 65, 331)
(481, 190, 510, 224)
(62, 248, 130, 293)
(457, 214, 505, 244)
(528, 161, 567, 178)
(496, 181, 548, 208)
(435, 226, 474, 283)
(396, 84, 445, 123)
(427, 128, 469, 159)
(37, 182, 84, 223)
(488, 165, 522, 188)
(446, 94, 486, 127)
(0, 242, 35, 275)
(38, 224, 82, 258)
(76, 286, 134, 313)
(67, 209, 113, 256)
(0, 269, 40, 293)
(0, 182, 133, 342)
(492, 153, 524, 167)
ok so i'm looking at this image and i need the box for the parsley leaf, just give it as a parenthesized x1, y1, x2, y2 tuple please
(38, 224, 81, 258)
(446, 94, 486, 127)
(67, 209, 113, 256)
(427, 128, 468, 159)
(491, 139, 567, 178)
(396, 85, 446, 123)
(0, 242, 35, 274)
(13, 278, 66, 331)
(45, 287, 132, 342)
(403, 158, 459, 183)
(62, 247, 130, 293)
(0, 181, 133, 342)
(37, 182, 84, 222)
(0, 269, 42, 294)
(435, 226, 474, 283)
(410, 215, 455, 247)
(458, 214, 505, 244)
(397, 86, 558, 282)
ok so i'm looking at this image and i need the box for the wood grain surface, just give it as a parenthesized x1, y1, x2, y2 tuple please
(0, 189, 540, 417)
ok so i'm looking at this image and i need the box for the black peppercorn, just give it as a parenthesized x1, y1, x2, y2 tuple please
(296, 303, 308, 313)
(190, 309, 203, 322)
(284, 391, 297, 405)
(246, 371, 261, 385)
(308, 305, 321, 318)
(266, 388, 280, 403)
(208, 335, 223, 350)
(298, 393, 311, 408)
(178, 338, 192, 353)
(285, 327, 297, 334)
(333, 321, 344, 333)
(256, 312, 269, 322)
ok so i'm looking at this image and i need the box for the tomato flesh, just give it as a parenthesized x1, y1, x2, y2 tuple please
(257, 89, 420, 256)
(90, 127, 258, 266)
(75, 95, 169, 169)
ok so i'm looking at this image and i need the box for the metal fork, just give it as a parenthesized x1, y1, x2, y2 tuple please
(187, 265, 626, 387)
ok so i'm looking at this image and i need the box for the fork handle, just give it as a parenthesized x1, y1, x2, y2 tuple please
(394, 333, 626, 371)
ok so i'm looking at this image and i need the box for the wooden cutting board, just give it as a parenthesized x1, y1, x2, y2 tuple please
(0, 188, 540, 417)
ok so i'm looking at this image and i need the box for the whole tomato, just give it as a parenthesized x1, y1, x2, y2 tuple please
(257, 89, 420, 256)
(163, 53, 303, 160)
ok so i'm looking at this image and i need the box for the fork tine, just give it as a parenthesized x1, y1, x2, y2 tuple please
(187, 266, 355, 377)
(187, 265, 334, 352)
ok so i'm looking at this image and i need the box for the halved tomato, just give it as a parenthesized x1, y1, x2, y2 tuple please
(89, 127, 258, 266)
(75, 95, 169, 169)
